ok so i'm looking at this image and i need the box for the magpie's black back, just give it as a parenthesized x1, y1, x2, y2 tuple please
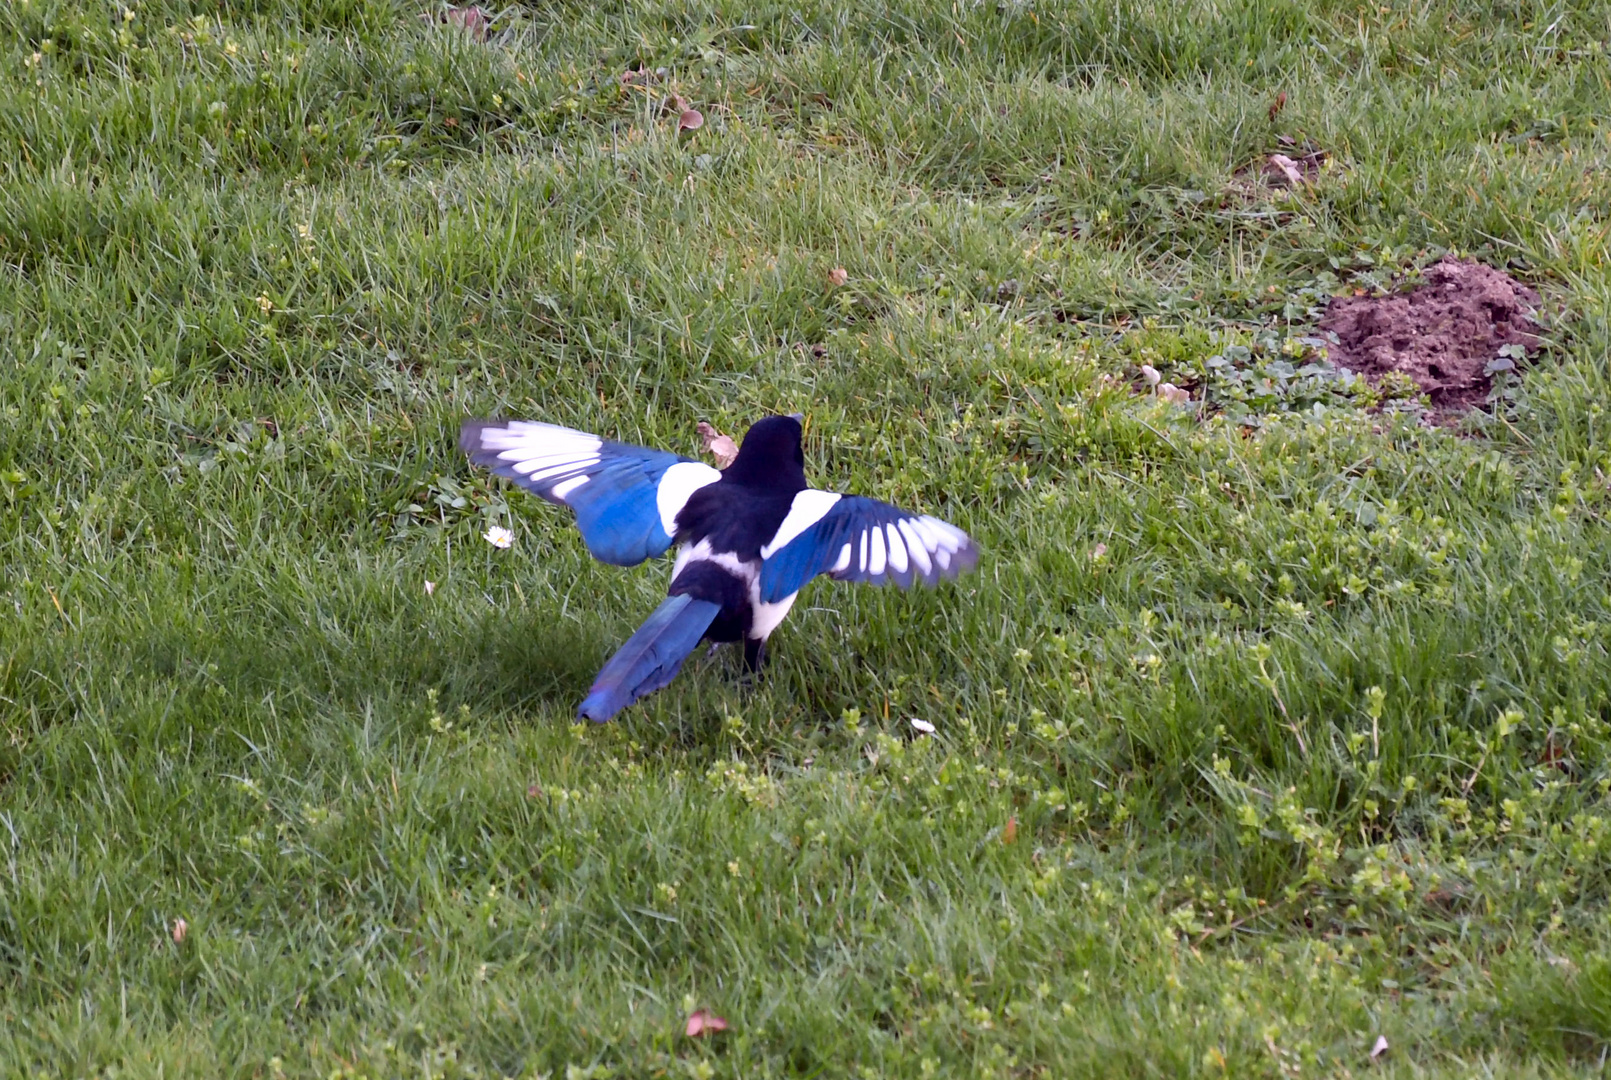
(675, 414, 807, 556)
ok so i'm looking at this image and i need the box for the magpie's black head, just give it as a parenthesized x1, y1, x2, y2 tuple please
(721, 413, 807, 493)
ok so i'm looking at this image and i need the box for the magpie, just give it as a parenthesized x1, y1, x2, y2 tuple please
(460, 413, 979, 722)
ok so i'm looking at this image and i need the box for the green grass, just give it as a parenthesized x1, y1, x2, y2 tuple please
(3, 0, 1611, 1074)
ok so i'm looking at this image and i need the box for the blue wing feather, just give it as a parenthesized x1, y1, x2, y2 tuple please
(461, 420, 720, 566)
(758, 495, 978, 603)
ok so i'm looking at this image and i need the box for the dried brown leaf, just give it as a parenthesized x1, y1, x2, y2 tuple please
(1002, 816, 1018, 845)
(827, 266, 848, 288)
(696, 422, 739, 468)
(1268, 90, 1287, 122)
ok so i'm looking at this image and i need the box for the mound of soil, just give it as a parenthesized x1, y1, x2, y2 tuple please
(1318, 258, 1541, 412)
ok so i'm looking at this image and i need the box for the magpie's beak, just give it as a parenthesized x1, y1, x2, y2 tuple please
(787, 412, 804, 423)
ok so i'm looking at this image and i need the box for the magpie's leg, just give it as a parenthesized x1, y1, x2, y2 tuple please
(743, 637, 767, 675)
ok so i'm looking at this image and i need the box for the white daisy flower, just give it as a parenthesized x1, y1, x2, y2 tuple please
(910, 718, 936, 735)
(483, 525, 513, 549)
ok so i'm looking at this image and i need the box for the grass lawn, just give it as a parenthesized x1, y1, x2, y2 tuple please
(5, 0, 1611, 1074)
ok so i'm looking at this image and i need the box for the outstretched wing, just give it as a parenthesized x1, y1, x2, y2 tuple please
(757, 491, 978, 603)
(461, 419, 721, 566)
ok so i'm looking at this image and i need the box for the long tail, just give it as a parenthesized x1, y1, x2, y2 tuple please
(576, 595, 721, 722)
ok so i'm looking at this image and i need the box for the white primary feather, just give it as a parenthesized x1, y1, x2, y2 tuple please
(482, 421, 601, 456)
(897, 520, 931, 576)
(866, 527, 887, 576)
(884, 523, 909, 574)
(550, 475, 589, 500)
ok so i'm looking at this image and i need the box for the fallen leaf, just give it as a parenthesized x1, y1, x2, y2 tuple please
(1158, 383, 1191, 405)
(910, 718, 936, 735)
(1266, 153, 1306, 187)
(1268, 90, 1287, 122)
(171, 918, 188, 944)
(1002, 816, 1018, 845)
(685, 1009, 729, 1038)
(696, 422, 739, 468)
(677, 108, 704, 133)
(827, 266, 848, 288)
(424, 580, 436, 596)
(1369, 1035, 1389, 1061)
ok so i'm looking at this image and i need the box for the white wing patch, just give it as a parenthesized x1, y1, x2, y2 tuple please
(919, 516, 968, 551)
(760, 490, 844, 559)
(867, 526, 887, 576)
(480, 421, 602, 459)
(512, 453, 601, 481)
(656, 461, 723, 534)
(823, 511, 975, 586)
(897, 520, 930, 575)
(884, 523, 909, 574)
(478, 422, 605, 493)
(550, 475, 589, 500)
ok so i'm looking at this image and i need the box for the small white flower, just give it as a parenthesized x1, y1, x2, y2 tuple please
(910, 718, 936, 735)
(483, 525, 513, 549)
(424, 580, 436, 595)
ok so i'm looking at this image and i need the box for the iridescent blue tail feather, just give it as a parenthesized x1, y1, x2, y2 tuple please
(576, 594, 721, 722)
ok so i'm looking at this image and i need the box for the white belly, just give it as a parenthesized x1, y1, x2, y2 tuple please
(747, 590, 798, 640)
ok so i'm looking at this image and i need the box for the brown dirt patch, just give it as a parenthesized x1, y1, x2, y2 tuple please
(1318, 258, 1541, 413)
